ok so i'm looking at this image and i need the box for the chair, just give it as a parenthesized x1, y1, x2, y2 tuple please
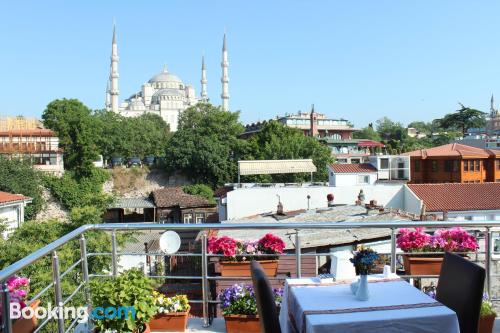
(436, 252, 485, 333)
(251, 260, 282, 333)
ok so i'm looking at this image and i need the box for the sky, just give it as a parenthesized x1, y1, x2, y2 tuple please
(1, 1, 500, 127)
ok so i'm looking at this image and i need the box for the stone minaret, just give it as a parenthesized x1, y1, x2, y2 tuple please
(109, 24, 120, 113)
(105, 81, 111, 109)
(491, 94, 497, 117)
(201, 55, 208, 101)
(310, 104, 318, 137)
(221, 34, 230, 111)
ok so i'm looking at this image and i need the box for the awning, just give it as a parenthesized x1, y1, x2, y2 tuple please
(238, 159, 317, 176)
(358, 140, 385, 148)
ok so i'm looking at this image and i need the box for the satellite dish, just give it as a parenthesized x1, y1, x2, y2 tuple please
(159, 231, 181, 254)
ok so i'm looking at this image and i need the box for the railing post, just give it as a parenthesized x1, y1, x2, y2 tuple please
(485, 228, 492, 297)
(52, 251, 65, 333)
(201, 232, 209, 327)
(111, 230, 117, 277)
(1, 281, 12, 333)
(295, 230, 301, 278)
(390, 228, 397, 274)
(80, 236, 91, 312)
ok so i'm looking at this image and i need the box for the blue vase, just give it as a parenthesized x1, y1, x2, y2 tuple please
(355, 274, 369, 301)
(350, 277, 359, 294)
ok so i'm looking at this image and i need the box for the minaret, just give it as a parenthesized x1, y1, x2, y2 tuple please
(109, 24, 119, 113)
(491, 94, 497, 117)
(105, 81, 111, 109)
(201, 55, 208, 101)
(221, 33, 230, 111)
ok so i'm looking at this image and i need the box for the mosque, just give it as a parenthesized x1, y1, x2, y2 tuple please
(105, 26, 230, 131)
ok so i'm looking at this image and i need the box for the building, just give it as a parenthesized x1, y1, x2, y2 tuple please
(407, 183, 500, 221)
(328, 155, 410, 186)
(407, 127, 427, 139)
(0, 191, 32, 239)
(0, 126, 64, 175)
(321, 138, 385, 163)
(405, 143, 500, 184)
(243, 106, 356, 139)
(487, 94, 500, 135)
(105, 26, 230, 131)
(151, 187, 218, 223)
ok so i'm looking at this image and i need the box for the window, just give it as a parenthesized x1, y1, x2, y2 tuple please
(475, 160, 480, 171)
(464, 160, 469, 172)
(357, 175, 369, 184)
(453, 160, 459, 172)
(414, 160, 421, 172)
(380, 158, 389, 169)
(195, 213, 205, 224)
(444, 160, 452, 172)
(497, 160, 500, 171)
(431, 160, 438, 172)
(183, 213, 193, 224)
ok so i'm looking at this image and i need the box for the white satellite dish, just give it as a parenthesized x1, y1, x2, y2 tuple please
(159, 231, 181, 254)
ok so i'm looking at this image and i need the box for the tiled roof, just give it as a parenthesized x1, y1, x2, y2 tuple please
(407, 183, 500, 212)
(0, 129, 56, 137)
(0, 191, 30, 205)
(330, 163, 377, 173)
(404, 143, 500, 159)
(110, 197, 155, 209)
(152, 187, 214, 208)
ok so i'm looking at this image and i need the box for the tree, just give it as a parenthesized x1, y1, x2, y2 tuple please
(438, 103, 487, 136)
(353, 123, 382, 141)
(164, 103, 246, 187)
(407, 121, 432, 135)
(42, 99, 99, 177)
(183, 184, 215, 204)
(246, 121, 333, 182)
(0, 157, 44, 220)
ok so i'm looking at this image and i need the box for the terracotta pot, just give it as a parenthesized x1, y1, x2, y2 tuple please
(149, 310, 189, 332)
(224, 314, 260, 333)
(403, 254, 443, 275)
(0, 300, 41, 333)
(94, 323, 150, 333)
(479, 315, 496, 333)
(220, 260, 278, 277)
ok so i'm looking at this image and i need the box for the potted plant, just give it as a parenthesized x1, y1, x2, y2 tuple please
(479, 294, 497, 333)
(0, 276, 38, 333)
(90, 268, 156, 333)
(349, 246, 379, 301)
(149, 292, 190, 332)
(397, 227, 478, 275)
(219, 284, 283, 333)
(208, 233, 285, 277)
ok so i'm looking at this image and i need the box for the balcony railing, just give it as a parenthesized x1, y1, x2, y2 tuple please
(0, 221, 499, 333)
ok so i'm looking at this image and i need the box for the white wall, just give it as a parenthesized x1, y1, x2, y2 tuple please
(0, 205, 21, 239)
(403, 185, 422, 215)
(330, 173, 377, 186)
(225, 184, 405, 220)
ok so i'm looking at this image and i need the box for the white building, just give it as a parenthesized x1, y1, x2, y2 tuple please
(0, 191, 32, 239)
(105, 25, 230, 131)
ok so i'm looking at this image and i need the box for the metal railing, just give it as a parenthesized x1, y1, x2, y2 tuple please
(1, 221, 499, 332)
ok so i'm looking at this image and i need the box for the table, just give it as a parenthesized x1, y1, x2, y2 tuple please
(279, 277, 460, 333)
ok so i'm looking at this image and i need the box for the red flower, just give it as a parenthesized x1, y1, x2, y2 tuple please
(258, 234, 285, 254)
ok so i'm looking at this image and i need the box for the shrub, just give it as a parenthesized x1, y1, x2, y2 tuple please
(152, 291, 190, 314)
(182, 184, 215, 204)
(219, 284, 283, 316)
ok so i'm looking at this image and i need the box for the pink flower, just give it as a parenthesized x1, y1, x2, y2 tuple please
(258, 234, 286, 254)
(397, 227, 478, 253)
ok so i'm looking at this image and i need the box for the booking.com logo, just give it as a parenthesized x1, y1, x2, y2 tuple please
(10, 302, 136, 323)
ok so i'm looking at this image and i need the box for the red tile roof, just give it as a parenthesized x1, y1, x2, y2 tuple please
(0, 129, 56, 137)
(404, 143, 500, 159)
(407, 183, 500, 212)
(0, 191, 30, 204)
(330, 163, 377, 173)
(152, 187, 215, 208)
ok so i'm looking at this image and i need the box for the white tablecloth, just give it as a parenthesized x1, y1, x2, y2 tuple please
(279, 277, 460, 333)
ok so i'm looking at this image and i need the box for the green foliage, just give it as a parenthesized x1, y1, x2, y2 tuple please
(43, 168, 112, 211)
(438, 103, 487, 136)
(182, 184, 215, 203)
(42, 99, 99, 177)
(481, 300, 497, 318)
(407, 121, 433, 135)
(91, 269, 157, 333)
(246, 121, 333, 182)
(93, 110, 171, 161)
(165, 103, 246, 186)
(0, 157, 44, 220)
(353, 124, 381, 141)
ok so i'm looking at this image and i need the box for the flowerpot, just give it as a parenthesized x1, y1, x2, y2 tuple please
(220, 260, 278, 277)
(355, 275, 370, 301)
(403, 254, 444, 275)
(1, 300, 41, 333)
(224, 314, 260, 333)
(94, 323, 150, 333)
(149, 310, 189, 332)
(479, 315, 496, 333)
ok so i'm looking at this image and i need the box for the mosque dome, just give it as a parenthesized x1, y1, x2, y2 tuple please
(151, 88, 184, 104)
(148, 66, 183, 85)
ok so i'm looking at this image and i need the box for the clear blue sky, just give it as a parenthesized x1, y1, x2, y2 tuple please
(2, 1, 500, 127)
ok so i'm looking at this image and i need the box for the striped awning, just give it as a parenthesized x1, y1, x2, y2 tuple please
(238, 159, 317, 176)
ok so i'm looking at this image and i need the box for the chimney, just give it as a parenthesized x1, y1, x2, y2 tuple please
(310, 104, 318, 137)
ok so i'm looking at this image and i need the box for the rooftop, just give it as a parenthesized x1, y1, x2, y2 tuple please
(404, 143, 500, 159)
(330, 163, 378, 174)
(408, 183, 500, 212)
(0, 191, 31, 205)
(0, 128, 56, 137)
(152, 187, 214, 208)
(110, 197, 155, 209)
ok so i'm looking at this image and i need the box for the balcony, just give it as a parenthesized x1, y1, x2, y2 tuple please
(0, 221, 499, 333)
